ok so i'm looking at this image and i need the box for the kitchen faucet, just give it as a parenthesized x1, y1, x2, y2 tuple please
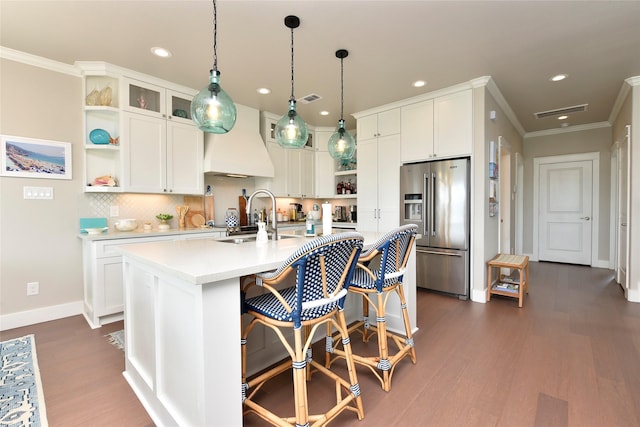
(246, 189, 278, 241)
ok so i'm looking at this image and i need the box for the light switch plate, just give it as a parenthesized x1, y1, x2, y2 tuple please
(23, 186, 54, 199)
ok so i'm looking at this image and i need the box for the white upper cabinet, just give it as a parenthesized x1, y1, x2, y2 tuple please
(314, 129, 335, 199)
(401, 99, 434, 162)
(121, 77, 203, 194)
(257, 112, 314, 197)
(357, 108, 401, 140)
(287, 148, 314, 198)
(433, 89, 473, 158)
(401, 89, 472, 163)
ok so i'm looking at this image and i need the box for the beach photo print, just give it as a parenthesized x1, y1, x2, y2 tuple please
(1, 135, 72, 180)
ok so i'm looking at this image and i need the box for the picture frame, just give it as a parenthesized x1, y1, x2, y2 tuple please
(1, 135, 72, 180)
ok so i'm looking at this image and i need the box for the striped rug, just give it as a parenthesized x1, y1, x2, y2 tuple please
(0, 334, 48, 426)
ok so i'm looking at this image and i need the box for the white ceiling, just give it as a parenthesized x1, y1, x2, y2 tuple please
(2, 0, 640, 134)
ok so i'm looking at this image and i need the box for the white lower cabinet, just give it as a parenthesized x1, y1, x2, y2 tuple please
(82, 232, 222, 328)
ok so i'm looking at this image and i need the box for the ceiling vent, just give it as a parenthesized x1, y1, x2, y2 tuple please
(298, 93, 322, 104)
(534, 104, 588, 119)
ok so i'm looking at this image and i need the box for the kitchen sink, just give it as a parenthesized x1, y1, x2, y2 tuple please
(217, 234, 300, 244)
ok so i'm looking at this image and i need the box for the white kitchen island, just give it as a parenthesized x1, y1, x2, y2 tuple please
(119, 231, 416, 427)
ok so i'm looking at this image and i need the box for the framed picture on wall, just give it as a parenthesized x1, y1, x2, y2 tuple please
(1, 135, 72, 180)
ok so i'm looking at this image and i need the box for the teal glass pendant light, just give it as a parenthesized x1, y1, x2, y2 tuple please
(328, 49, 356, 160)
(191, 0, 237, 133)
(275, 15, 308, 148)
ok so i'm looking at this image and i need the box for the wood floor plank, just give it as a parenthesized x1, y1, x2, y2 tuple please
(3, 261, 640, 426)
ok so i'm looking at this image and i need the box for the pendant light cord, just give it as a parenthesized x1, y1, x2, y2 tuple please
(289, 25, 295, 101)
(340, 56, 345, 120)
(212, 0, 218, 72)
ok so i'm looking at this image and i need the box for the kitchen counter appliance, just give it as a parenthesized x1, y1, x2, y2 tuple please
(400, 158, 470, 298)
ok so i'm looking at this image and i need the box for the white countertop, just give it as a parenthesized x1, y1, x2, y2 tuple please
(77, 220, 356, 241)
(118, 229, 380, 286)
(78, 226, 225, 241)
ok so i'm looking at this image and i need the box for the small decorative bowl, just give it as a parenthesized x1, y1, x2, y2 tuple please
(114, 219, 138, 231)
(84, 227, 107, 235)
(173, 109, 188, 118)
(89, 128, 111, 145)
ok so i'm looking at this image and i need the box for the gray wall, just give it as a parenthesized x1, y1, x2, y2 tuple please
(0, 58, 84, 316)
(522, 126, 612, 262)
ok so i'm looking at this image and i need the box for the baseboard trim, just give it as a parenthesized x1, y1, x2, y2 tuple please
(0, 301, 83, 331)
(626, 287, 640, 303)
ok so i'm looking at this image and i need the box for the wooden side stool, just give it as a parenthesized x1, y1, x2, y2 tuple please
(487, 254, 530, 308)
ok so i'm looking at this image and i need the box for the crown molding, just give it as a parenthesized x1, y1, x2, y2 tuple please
(626, 76, 640, 86)
(524, 121, 611, 139)
(608, 76, 640, 124)
(484, 77, 526, 137)
(352, 78, 485, 119)
(0, 46, 80, 77)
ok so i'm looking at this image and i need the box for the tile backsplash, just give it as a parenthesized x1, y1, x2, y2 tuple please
(79, 193, 189, 228)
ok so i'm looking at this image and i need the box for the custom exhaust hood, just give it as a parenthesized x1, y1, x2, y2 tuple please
(203, 103, 275, 178)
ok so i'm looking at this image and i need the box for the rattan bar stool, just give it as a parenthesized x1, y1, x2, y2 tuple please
(326, 224, 418, 392)
(241, 232, 365, 426)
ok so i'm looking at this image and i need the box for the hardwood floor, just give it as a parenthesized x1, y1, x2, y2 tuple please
(2, 261, 639, 426)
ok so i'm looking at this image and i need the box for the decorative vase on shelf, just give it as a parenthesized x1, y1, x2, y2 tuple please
(156, 214, 173, 231)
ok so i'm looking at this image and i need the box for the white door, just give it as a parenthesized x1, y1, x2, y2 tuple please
(538, 160, 593, 264)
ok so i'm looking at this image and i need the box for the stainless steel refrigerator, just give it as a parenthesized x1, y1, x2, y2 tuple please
(400, 158, 470, 298)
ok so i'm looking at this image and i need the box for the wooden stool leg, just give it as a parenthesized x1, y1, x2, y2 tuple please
(396, 284, 416, 363)
(487, 264, 493, 301)
(362, 294, 371, 342)
(335, 309, 365, 420)
(292, 327, 309, 426)
(518, 267, 524, 308)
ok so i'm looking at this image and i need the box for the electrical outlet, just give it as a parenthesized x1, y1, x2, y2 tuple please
(110, 205, 119, 217)
(27, 281, 39, 296)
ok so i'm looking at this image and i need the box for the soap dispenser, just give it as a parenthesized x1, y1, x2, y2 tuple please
(256, 221, 269, 243)
(305, 212, 316, 237)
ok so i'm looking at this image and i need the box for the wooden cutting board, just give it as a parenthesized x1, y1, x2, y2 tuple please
(183, 195, 204, 227)
(204, 193, 215, 223)
(239, 196, 248, 226)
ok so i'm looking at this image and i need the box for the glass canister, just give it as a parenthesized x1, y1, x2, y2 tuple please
(225, 208, 239, 227)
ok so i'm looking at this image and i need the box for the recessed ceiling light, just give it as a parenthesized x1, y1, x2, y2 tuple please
(557, 115, 568, 120)
(257, 88, 271, 95)
(412, 80, 426, 88)
(150, 47, 172, 58)
(550, 74, 568, 82)
(320, 111, 330, 116)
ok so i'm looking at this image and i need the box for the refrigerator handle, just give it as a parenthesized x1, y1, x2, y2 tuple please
(431, 172, 436, 236)
(423, 173, 429, 237)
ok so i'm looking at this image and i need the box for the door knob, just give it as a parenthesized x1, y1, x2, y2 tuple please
(580, 216, 590, 220)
